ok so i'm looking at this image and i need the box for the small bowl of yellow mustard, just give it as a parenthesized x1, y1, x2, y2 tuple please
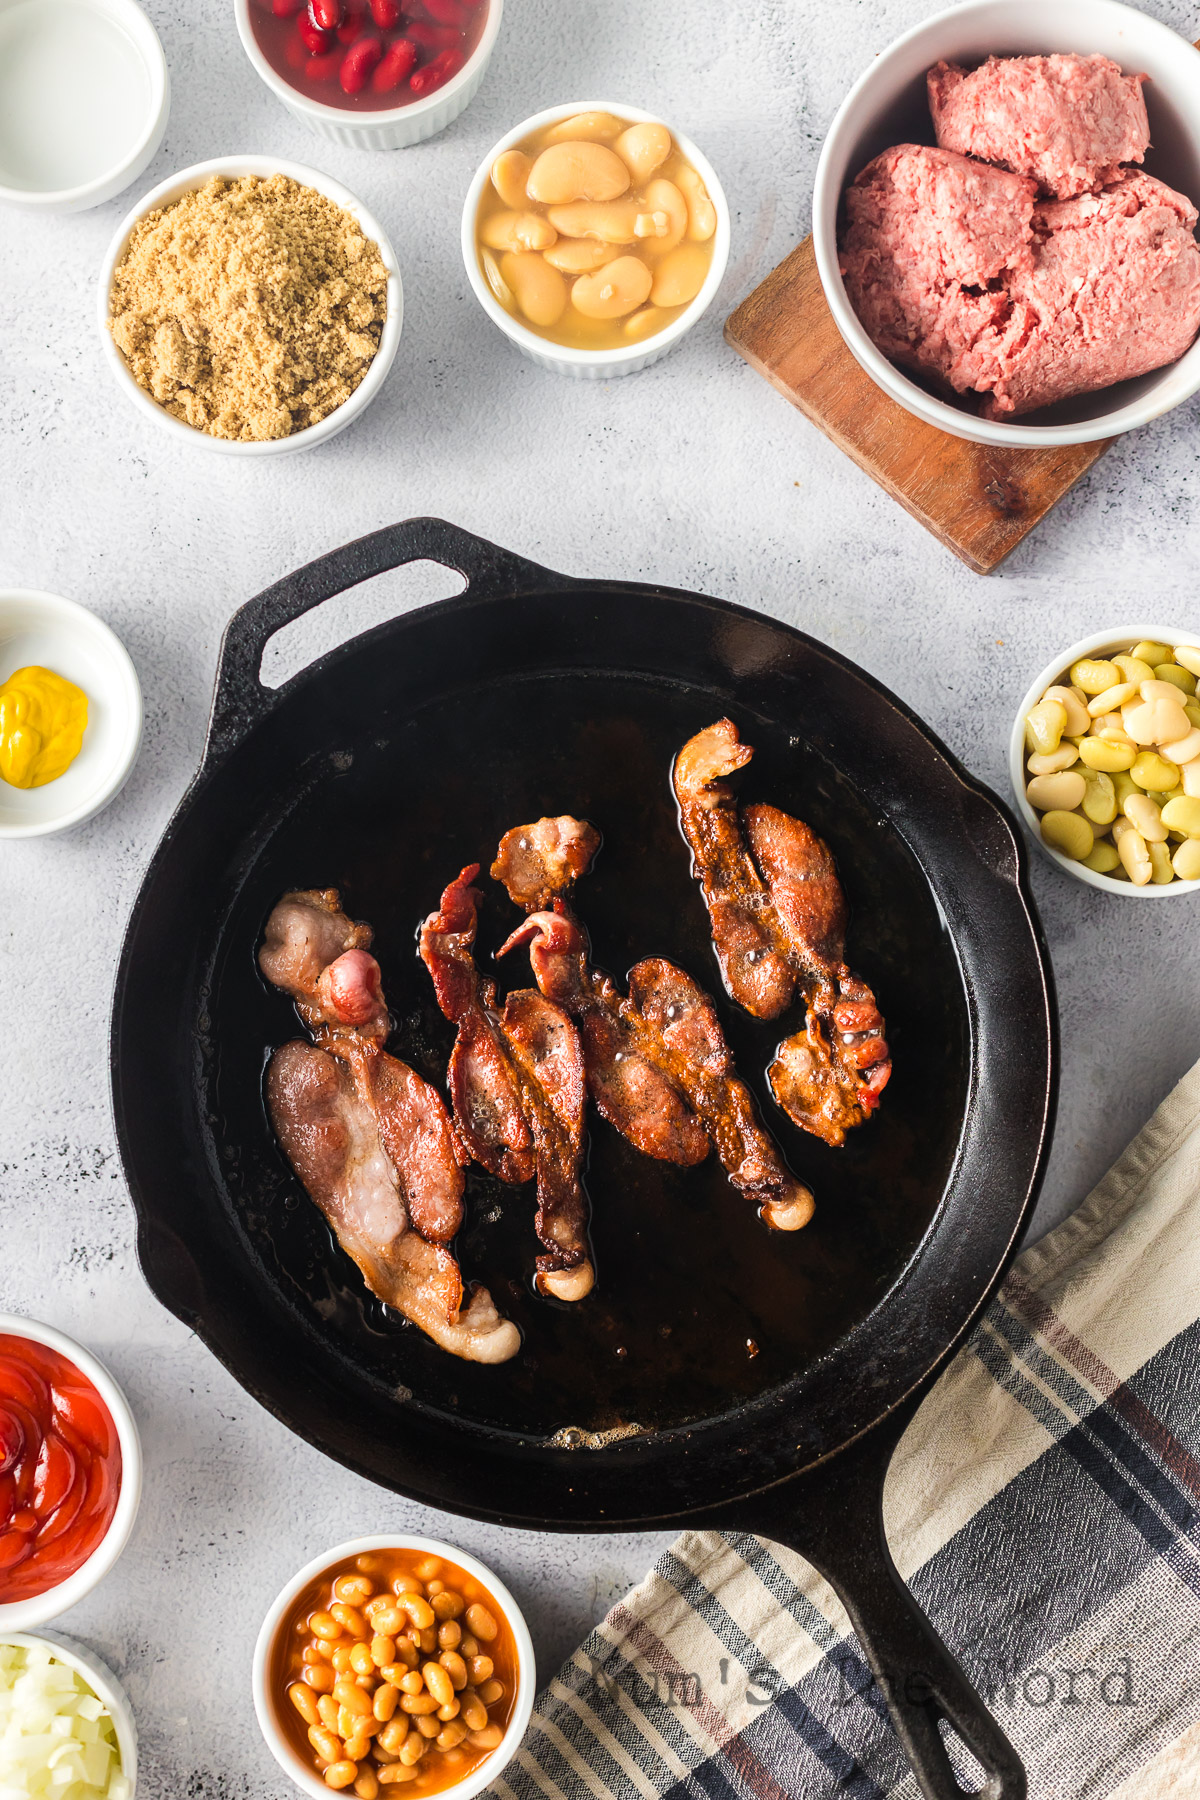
(0, 591, 141, 839)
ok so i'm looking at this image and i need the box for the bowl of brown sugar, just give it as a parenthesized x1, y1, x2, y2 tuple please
(97, 156, 403, 454)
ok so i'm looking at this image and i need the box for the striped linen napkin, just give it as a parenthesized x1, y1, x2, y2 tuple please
(490, 1056, 1200, 1800)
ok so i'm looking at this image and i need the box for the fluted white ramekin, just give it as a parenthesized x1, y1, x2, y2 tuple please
(234, 0, 503, 150)
(461, 101, 731, 379)
(0, 1633, 138, 1796)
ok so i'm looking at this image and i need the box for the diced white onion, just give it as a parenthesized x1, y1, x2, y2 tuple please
(0, 1646, 126, 1800)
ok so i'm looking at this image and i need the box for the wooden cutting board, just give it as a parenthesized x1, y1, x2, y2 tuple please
(725, 236, 1114, 574)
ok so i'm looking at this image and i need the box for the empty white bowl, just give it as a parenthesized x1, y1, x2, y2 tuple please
(462, 101, 731, 378)
(97, 156, 404, 455)
(0, 1315, 142, 1630)
(812, 0, 1200, 446)
(0, 0, 168, 213)
(253, 1534, 535, 1800)
(0, 1633, 137, 1795)
(1010, 626, 1200, 896)
(0, 592, 141, 840)
(233, 0, 504, 151)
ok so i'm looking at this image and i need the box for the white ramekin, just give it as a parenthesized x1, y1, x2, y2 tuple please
(254, 1534, 535, 1800)
(0, 591, 142, 840)
(461, 101, 731, 379)
(0, 1632, 137, 1795)
(813, 0, 1200, 447)
(0, 1315, 142, 1629)
(96, 156, 404, 456)
(0, 0, 169, 214)
(1010, 626, 1200, 898)
(233, 0, 504, 150)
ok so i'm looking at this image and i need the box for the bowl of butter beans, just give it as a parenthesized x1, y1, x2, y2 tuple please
(253, 1537, 534, 1799)
(1011, 629, 1200, 894)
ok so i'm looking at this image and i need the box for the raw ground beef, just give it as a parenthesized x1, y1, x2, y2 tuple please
(928, 52, 1149, 199)
(839, 145, 1200, 417)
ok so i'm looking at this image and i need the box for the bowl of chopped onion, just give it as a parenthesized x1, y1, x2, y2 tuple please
(0, 1633, 135, 1799)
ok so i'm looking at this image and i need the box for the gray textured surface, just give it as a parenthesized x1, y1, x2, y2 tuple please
(0, 0, 1198, 1793)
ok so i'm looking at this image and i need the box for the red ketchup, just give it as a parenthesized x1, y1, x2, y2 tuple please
(0, 1336, 121, 1603)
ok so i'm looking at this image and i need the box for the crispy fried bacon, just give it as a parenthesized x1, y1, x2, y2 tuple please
(491, 816, 601, 912)
(674, 722, 891, 1148)
(420, 868, 594, 1301)
(260, 890, 519, 1363)
(500, 904, 814, 1232)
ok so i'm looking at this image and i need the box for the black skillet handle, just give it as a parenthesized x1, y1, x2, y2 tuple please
(731, 1402, 1025, 1800)
(205, 517, 568, 765)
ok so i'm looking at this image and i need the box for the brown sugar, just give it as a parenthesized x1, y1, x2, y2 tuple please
(108, 173, 390, 442)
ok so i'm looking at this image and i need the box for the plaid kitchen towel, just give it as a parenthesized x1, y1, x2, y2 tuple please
(490, 1057, 1200, 1800)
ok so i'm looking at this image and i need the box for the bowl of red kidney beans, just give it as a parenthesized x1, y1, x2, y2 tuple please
(235, 0, 503, 148)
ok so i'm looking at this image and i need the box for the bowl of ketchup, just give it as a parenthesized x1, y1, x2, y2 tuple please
(0, 1316, 141, 1631)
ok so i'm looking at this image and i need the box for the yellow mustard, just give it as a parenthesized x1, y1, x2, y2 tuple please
(0, 666, 89, 789)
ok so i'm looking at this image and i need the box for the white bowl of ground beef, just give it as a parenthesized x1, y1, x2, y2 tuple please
(813, 0, 1200, 446)
(96, 155, 403, 454)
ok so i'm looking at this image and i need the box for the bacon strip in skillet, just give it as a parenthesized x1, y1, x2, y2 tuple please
(419, 867, 595, 1302)
(498, 899, 814, 1233)
(259, 890, 519, 1363)
(673, 719, 891, 1148)
(491, 815, 601, 912)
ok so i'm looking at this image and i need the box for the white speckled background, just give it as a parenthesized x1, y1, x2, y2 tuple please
(0, 0, 1198, 1792)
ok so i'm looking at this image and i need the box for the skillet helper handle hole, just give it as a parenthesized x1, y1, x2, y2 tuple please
(743, 1416, 1026, 1800)
(204, 517, 568, 765)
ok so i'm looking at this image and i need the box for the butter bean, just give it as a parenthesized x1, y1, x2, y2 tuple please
(1079, 736, 1135, 772)
(1085, 682, 1138, 717)
(499, 252, 567, 327)
(1123, 698, 1190, 746)
(1162, 796, 1200, 837)
(490, 150, 531, 209)
(543, 238, 616, 272)
(1040, 809, 1093, 861)
(1172, 838, 1200, 878)
(1025, 699, 1067, 755)
(1043, 685, 1091, 734)
(1117, 825, 1152, 885)
(1027, 771, 1085, 813)
(1082, 840, 1120, 874)
(1186, 702, 1200, 729)
(545, 111, 624, 143)
(1070, 658, 1121, 696)
(1079, 769, 1116, 825)
(639, 178, 687, 250)
(1163, 726, 1200, 765)
(1173, 645, 1200, 678)
(1153, 662, 1196, 695)
(1182, 761, 1200, 798)
(571, 256, 652, 319)
(1026, 745, 1079, 776)
(615, 122, 672, 184)
(677, 165, 717, 240)
(650, 243, 709, 308)
(527, 142, 630, 205)
(624, 306, 668, 339)
(1113, 654, 1155, 685)
(1131, 641, 1172, 667)
(481, 211, 557, 253)
(480, 250, 512, 309)
(1140, 678, 1193, 708)
(1131, 751, 1179, 791)
(546, 199, 643, 243)
(1149, 842, 1176, 883)
(1123, 793, 1167, 841)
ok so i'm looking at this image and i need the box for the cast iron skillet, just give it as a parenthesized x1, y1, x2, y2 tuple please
(111, 518, 1055, 1800)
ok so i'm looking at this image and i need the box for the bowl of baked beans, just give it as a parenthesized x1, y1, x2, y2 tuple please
(253, 1536, 534, 1799)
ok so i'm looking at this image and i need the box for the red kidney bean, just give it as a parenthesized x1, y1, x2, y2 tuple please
(340, 33, 382, 90)
(368, 0, 401, 22)
(371, 34, 417, 90)
(309, 0, 341, 28)
(408, 45, 462, 92)
(307, 47, 343, 78)
(405, 19, 457, 46)
(298, 13, 334, 50)
(419, 0, 466, 20)
(336, 13, 363, 38)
